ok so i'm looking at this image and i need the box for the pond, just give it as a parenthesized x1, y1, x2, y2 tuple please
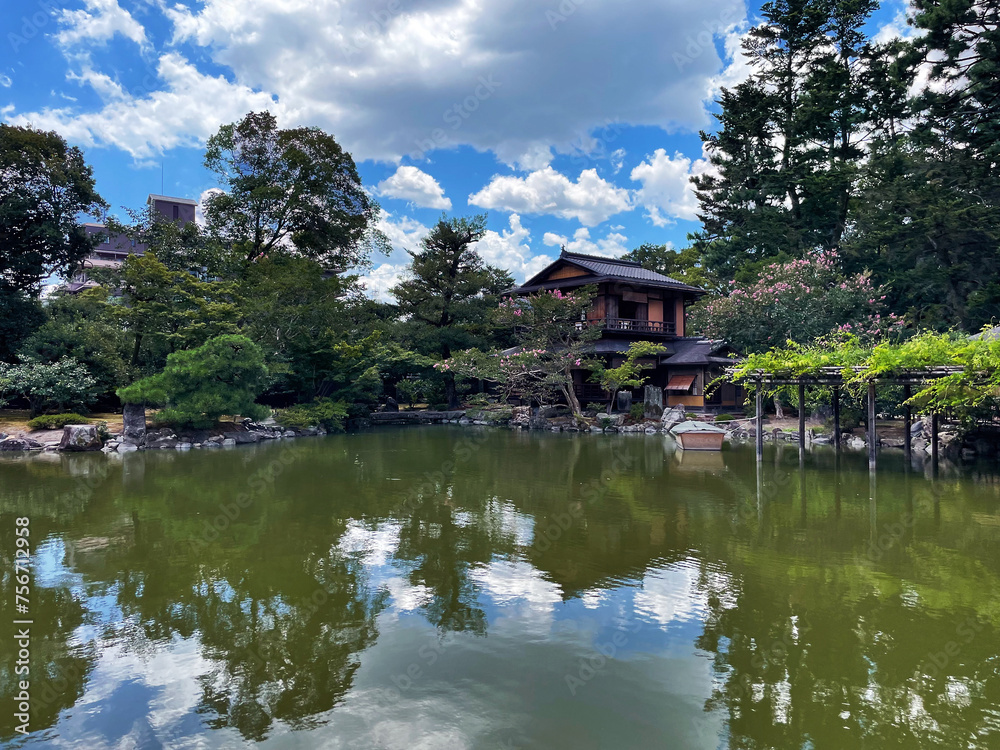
(2, 426, 999, 749)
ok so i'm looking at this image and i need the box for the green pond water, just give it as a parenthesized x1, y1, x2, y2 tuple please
(1, 426, 999, 749)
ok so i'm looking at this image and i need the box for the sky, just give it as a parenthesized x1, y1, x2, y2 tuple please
(2, 0, 910, 298)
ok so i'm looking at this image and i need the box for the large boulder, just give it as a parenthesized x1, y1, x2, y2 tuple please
(59, 425, 103, 452)
(643, 385, 664, 419)
(616, 391, 633, 413)
(122, 403, 147, 445)
(0, 437, 42, 452)
(510, 406, 531, 428)
(660, 406, 686, 432)
(382, 397, 399, 413)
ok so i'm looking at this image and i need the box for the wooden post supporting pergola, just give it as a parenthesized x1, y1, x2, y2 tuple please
(798, 382, 806, 451)
(755, 379, 764, 463)
(903, 384, 912, 463)
(868, 381, 877, 470)
(728, 365, 965, 473)
(833, 386, 841, 451)
(931, 412, 939, 474)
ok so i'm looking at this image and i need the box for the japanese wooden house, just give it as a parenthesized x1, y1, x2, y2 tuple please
(505, 249, 743, 412)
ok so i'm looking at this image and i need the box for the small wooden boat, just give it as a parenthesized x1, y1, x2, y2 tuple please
(670, 420, 727, 451)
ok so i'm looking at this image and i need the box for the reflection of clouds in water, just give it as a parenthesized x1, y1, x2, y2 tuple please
(336, 520, 433, 619)
(471, 559, 563, 635)
(337, 518, 402, 567)
(632, 559, 708, 628)
(43, 637, 222, 748)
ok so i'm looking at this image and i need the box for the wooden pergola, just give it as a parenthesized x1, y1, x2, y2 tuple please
(728, 366, 966, 469)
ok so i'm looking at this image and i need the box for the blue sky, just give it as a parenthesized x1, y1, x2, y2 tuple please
(2, 0, 909, 298)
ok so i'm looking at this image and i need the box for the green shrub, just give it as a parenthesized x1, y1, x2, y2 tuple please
(585, 402, 604, 413)
(598, 416, 613, 429)
(277, 398, 348, 432)
(714, 413, 735, 423)
(465, 393, 490, 407)
(118, 335, 269, 429)
(0, 358, 99, 416)
(629, 403, 645, 421)
(685, 412, 698, 419)
(26, 413, 91, 430)
(95, 420, 112, 441)
(432, 402, 450, 411)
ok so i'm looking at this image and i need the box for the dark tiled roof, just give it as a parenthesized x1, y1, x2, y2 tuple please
(507, 250, 705, 295)
(662, 338, 737, 365)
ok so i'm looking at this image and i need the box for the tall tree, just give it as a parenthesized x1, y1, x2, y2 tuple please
(845, 0, 1000, 329)
(203, 111, 383, 270)
(0, 124, 104, 359)
(391, 215, 513, 408)
(692, 0, 880, 281)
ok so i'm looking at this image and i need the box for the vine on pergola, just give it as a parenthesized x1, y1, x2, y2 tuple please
(727, 331, 1000, 423)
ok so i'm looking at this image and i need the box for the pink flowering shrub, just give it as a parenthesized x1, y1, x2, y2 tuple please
(688, 251, 904, 353)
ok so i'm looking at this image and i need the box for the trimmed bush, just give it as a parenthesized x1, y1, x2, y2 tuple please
(26, 413, 91, 430)
(277, 399, 348, 433)
(714, 413, 735, 423)
(629, 403, 645, 421)
(118, 335, 269, 429)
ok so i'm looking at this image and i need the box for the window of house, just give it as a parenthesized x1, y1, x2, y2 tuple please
(172, 205, 180, 220)
(619, 299, 648, 320)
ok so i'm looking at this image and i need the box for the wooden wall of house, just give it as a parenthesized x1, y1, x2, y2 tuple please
(648, 294, 663, 323)
(667, 394, 705, 408)
(675, 298, 685, 336)
(547, 265, 589, 280)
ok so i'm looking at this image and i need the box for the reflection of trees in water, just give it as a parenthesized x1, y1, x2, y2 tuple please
(691, 455, 1000, 749)
(7, 432, 1000, 746)
(0, 580, 94, 742)
(193, 552, 386, 741)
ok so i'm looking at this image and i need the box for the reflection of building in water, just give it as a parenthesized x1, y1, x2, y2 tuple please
(65, 194, 197, 293)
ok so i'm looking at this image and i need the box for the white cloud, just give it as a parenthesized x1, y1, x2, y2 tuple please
(377, 212, 430, 256)
(0, 75, 11, 89)
(469, 167, 631, 226)
(543, 227, 629, 257)
(196, 187, 224, 225)
(359, 262, 408, 301)
(356, 212, 430, 300)
(7, 53, 279, 158)
(376, 165, 452, 209)
(472, 213, 551, 282)
(12, 0, 747, 163)
(630, 147, 714, 225)
(56, 0, 148, 48)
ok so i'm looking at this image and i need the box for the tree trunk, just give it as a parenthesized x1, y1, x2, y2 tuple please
(562, 386, 583, 418)
(444, 373, 460, 410)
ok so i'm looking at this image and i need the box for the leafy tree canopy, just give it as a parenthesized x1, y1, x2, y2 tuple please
(203, 111, 384, 270)
(118, 334, 270, 428)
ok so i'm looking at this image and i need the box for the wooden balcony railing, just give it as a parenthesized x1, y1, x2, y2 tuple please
(576, 318, 676, 335)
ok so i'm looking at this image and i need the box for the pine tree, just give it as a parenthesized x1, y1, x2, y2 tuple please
(391, 216, 513, 408)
